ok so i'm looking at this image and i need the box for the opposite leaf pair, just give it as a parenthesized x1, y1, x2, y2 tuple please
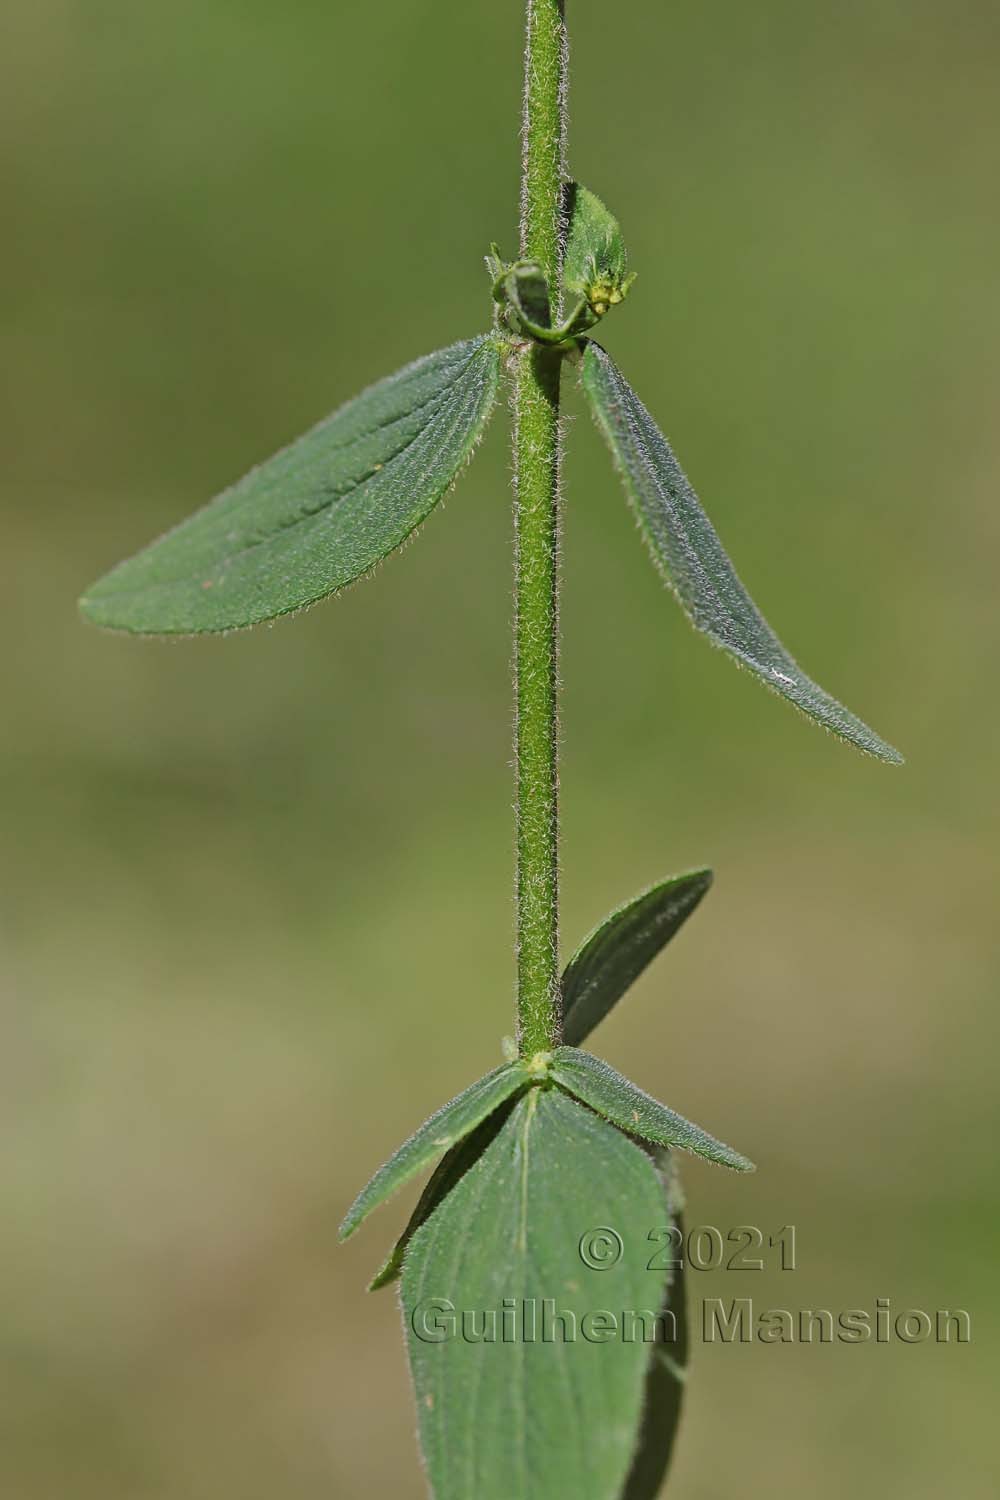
(80, 184, 900, 764)
(338, 1046, 752, 1261)
(339, 868, 739, 1500)
(401, 1088, 677, 1500)
(339, 867, 733, 1275)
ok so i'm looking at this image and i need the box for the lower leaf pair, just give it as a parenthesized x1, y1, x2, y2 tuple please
(401, 1087, 685, 1500)
(338, 1044, 752, 1256)
(339, 866, 741, 1258)
(339, 869, 750, 1500)
(344, 1063, 718, 1500)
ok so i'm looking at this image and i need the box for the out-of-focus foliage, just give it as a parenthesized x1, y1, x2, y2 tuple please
(1, 1, 997, 1496)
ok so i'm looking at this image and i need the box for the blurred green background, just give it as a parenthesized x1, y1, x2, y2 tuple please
(2, 1, 997, 1495)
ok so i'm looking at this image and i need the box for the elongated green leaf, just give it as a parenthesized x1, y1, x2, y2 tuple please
(81, 335, 503, 635)
(563, 183, 635, 310)
(339, 1061, 528, 1242)
(550, 1047, 754, 1171)
(562, 869, 713, 1047)
(580, 341, 902, 763)
(402, 1086, 669, 1500)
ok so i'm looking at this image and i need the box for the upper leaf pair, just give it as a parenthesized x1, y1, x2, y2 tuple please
(79, 182, 900, 762)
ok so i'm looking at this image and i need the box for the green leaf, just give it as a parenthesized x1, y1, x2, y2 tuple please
(402, 1086, 669, 1500)
(563, 183, 635, 312)
(562, 869, 713, 1047)
(623, 1169, 688, 1500)
(339, 1061, 528, 1242)
(367, 1108, 513, 1292)
(80, 335, 503, 635)
(550, 1047, 755, 1171)
(580, 340, 903, 764)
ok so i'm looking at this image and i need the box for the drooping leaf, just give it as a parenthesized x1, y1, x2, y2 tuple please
(80, 335, 503, 635)
(562, 869, 713, 1047)
(563, 183, 635, 311)
(367, 1106, 514, 1292)
(580, 340, 903, 763)
(623, 1165, 688, 1500)
(550, 1047, 754, 1171)
(339, 1061, 528, 1242)
(402, 1086, 669, 1500)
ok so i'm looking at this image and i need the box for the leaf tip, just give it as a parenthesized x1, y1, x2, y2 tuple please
(366, 1265, 395, 1293)
(77, 589, 103, 626)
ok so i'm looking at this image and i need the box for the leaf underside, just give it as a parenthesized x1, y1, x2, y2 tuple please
(401, 1087, 669, 1500)
(80, 335, 503, 635)
(562, 869, 713, 1048)
(580, 341, 902, 763)
(339, 1061, 528, 1242)
(550, 1047, 755, 1172)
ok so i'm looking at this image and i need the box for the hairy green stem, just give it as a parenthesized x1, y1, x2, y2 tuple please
(514, 0, 567, 1058)
(520, 0, 568, 293)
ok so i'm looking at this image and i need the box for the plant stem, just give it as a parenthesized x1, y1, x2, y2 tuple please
(514, 0, 567, 1059)
(520, 0, 567, 298)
